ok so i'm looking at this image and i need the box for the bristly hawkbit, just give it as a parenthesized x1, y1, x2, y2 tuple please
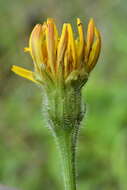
(11, 17, 101, 190)
(11, 18, 101, 133)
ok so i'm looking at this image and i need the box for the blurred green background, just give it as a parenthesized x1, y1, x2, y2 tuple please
(0, 0, 127, 189)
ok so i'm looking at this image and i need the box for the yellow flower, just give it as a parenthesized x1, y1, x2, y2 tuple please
(12, 18, 101, 85)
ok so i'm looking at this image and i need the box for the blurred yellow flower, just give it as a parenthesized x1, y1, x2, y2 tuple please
(12, 18, 101, 85)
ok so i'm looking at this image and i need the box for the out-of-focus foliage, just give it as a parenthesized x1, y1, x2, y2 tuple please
(0, 0, 127, 190)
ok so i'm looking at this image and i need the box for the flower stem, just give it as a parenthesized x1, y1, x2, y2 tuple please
(56, 130, 77, 190)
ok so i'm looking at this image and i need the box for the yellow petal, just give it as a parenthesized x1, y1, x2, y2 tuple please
(11, 65, 36, 83)
(67, 24, 77, 69)
(53, 20, 59, 50)
(46, 18, 55, 73)
(87, 27, 101, 72)
(29, 24, 45, 66)
(77, 18, 84, 63)
(86, 18, 95, 58)
(57, 24, 68, 69)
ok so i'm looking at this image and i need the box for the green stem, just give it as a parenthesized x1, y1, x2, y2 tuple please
(56, 130, 77, 190)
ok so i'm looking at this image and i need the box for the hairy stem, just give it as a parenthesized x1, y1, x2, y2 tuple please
(56, 130, 77, 190)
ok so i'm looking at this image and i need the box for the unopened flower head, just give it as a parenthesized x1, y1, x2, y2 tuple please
(12, 18, 101, 87)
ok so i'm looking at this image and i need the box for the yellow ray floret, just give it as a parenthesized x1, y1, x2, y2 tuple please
(77, 18, 84, 63)
(85, 18, 95, 59)
(12, 65, 37, 83)
(46, 18, 56, 73)
(67, 24, 77, 69)
(87, 27, 101, 72)
(57, 24, 68, 69)
(29, 24, 45, 66)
